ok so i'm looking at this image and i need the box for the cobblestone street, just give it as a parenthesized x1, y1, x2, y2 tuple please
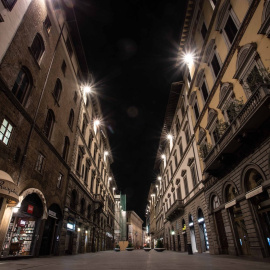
(1, 250, 270, 270)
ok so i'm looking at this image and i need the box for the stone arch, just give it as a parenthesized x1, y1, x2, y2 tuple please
(262, 0, 270, 24)
(241, 163, 266, 193)
(222, 180, 239, 203)
(216, 0, 230, 31)
(218, 83, 233, 106)
(20, 188, 47, 219)
(209, 192, 221, 212)
(206, 109, 218, 130)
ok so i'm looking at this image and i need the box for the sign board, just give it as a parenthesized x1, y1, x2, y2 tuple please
(48, 210, 57, 219)
(245, 186, 263, 199)
(67, 223, 75, 230)
(0, 179, 19, 203)
(27, 204, 34, 214)
(225, 199, 236, 209)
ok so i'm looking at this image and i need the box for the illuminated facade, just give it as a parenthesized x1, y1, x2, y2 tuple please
(126, 211, 143, 248)
(179, 0, 270, 258)
(0, 0, 117, 257)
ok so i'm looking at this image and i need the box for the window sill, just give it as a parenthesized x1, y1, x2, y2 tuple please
(28, 47, 41, 70)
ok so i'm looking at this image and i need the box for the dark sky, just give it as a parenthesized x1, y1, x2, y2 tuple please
(73, 0, 187, 220)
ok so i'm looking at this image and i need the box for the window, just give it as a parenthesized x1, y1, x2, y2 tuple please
(76, 149, 82, 173)
(201, 22, 208, 39)
(175, 118, 180, 134)
(62, 136, 70, 161)
(82, 117, 87, 136)
(35, 153, 45, 173)
(52, 79, 62, 102)
(193, 102, 200, 120)
(258, 0, 270, 37)
(212, 195, 220, 210)
(93, 144, 97, 161)
(87, 205, 91, 219)
(44, 15, 52, 33)
(1, 0, 17, 11)
(12, 67, 32, 104)
(43, 109, 55, 138)
(0, 14, 3, 22)
(30, 34, 45, 62)
(0, 119, 13, 145)
(82, 165, 85, 179)
(201, 81, 209, 102)
(88, 133, 93, 149)
(184, 176, 189, 196)
(190, 165, 197, 187)
(184, 125, 191, 145)
(224, 15, 238, 44)
(216, 0, 239, 48)
(179, 139, 183, 158)
(70, 190, 77, 210)
(190, 91, 200, 122)
(170, 164, 173, 177)
(65, 37, 73, 57)
(68, 109, 74, 129)
(80, 199, 85, 215)
(57, 173, 63, 189)
(84, 166, 89, 185)
(174, 153, 178, 167)
(90, 170, 96, 192)
(61, 60, 67, 76)
(211, 53, 221, 77)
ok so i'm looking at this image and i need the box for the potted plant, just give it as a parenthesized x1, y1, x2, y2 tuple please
(126, 242, 134, 251)
(154, 239, 165, 252)
(114, 244, 120, 252)
(143, 243, 151, 252)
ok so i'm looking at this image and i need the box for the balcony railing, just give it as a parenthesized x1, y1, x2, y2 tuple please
(165, 199, 184, 221)
(204, 85, 270, 172)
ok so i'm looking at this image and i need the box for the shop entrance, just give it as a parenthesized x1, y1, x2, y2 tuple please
(189, 214, 197, 253)
(244, 168, 270, 256)
(39, 204, 62, 256)
(2, 193, 43, 257)
(182, 219, 187, 252)
(198, 208, 209, 252)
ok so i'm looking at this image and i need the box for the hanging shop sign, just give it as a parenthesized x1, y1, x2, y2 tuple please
(27, 204, 34, 214)
(48, 210, 57, 219)
(245, 186, 263, 199)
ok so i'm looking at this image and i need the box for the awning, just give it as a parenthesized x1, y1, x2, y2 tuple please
(0, 170, 19, 205)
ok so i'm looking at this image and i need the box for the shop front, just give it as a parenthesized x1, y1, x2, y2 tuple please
(0, 171, 19, 255)
(39, 204, 62, 256)
(1, 192, 43, 257)
(65, 217, 76, 255)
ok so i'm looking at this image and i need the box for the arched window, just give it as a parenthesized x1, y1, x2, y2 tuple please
(87, 204, 91, 219)
(30, 33, 45, 62)
(258, 0, 270, 37)
(62, 136, 70, 161)
(70, 190, 77, 210)
(80, 198, 85, 215)
(44, 109, 55, 138)
(68, 109, 74, 129)
(12, 67, 32, 104)
(212, 195, 221, 210)
(245, 169, 264, 192)
(52, 79, 62, 102)
(225, 184, 237, 202)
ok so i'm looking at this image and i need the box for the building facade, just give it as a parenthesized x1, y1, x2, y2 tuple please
(0, 0, 118, 257)
(146, 81, 211, 253)
(126, 211, 143, 249)
(179, 0, 270, 258)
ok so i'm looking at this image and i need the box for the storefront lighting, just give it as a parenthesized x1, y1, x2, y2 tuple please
(198, 218, 204, 223)
(104, 151, 109, 156)
(171, 231, 175, 235)
(108, 177, 112, 181)
(189, 222, 194, 227)
(167, 134, 173, 140)
(157, 176, 162, 181)
(161, 154, 166, 160)
(77, 228, 81, 232)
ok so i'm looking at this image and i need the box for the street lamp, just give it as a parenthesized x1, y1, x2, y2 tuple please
(183, 52, 194, 65)
(82, 85, 91, 93)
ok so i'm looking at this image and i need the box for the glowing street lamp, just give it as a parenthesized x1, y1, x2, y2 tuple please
(157, 176, 162, 181)
(82, 85, 91, 93)
(183, 53, 194, 65)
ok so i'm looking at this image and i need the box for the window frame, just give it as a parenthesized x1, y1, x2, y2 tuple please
(0, 118, 14, 146)
(35, 152, 45, 174)
(30, 33, 45, 64)
(1, 0, 17, 11)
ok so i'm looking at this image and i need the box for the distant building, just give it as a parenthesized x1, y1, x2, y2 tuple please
(114, 193, 127, 243)
(126, 211, 143, 248)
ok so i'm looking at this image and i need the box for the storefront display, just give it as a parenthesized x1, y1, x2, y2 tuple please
(2, 216, 36, 256)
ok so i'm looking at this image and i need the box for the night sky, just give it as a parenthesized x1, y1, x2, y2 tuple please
(73, 0, 187, 221)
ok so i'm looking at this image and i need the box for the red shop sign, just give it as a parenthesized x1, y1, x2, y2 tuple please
(27, 204, 34, 214)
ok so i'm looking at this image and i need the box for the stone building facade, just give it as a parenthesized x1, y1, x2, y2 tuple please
(0, 0, 117, 257)
(178, 0, 270, 258)
(126, 211, 143, 248)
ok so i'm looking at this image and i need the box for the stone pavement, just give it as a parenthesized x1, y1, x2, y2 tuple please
(0, 250, 270, 270)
